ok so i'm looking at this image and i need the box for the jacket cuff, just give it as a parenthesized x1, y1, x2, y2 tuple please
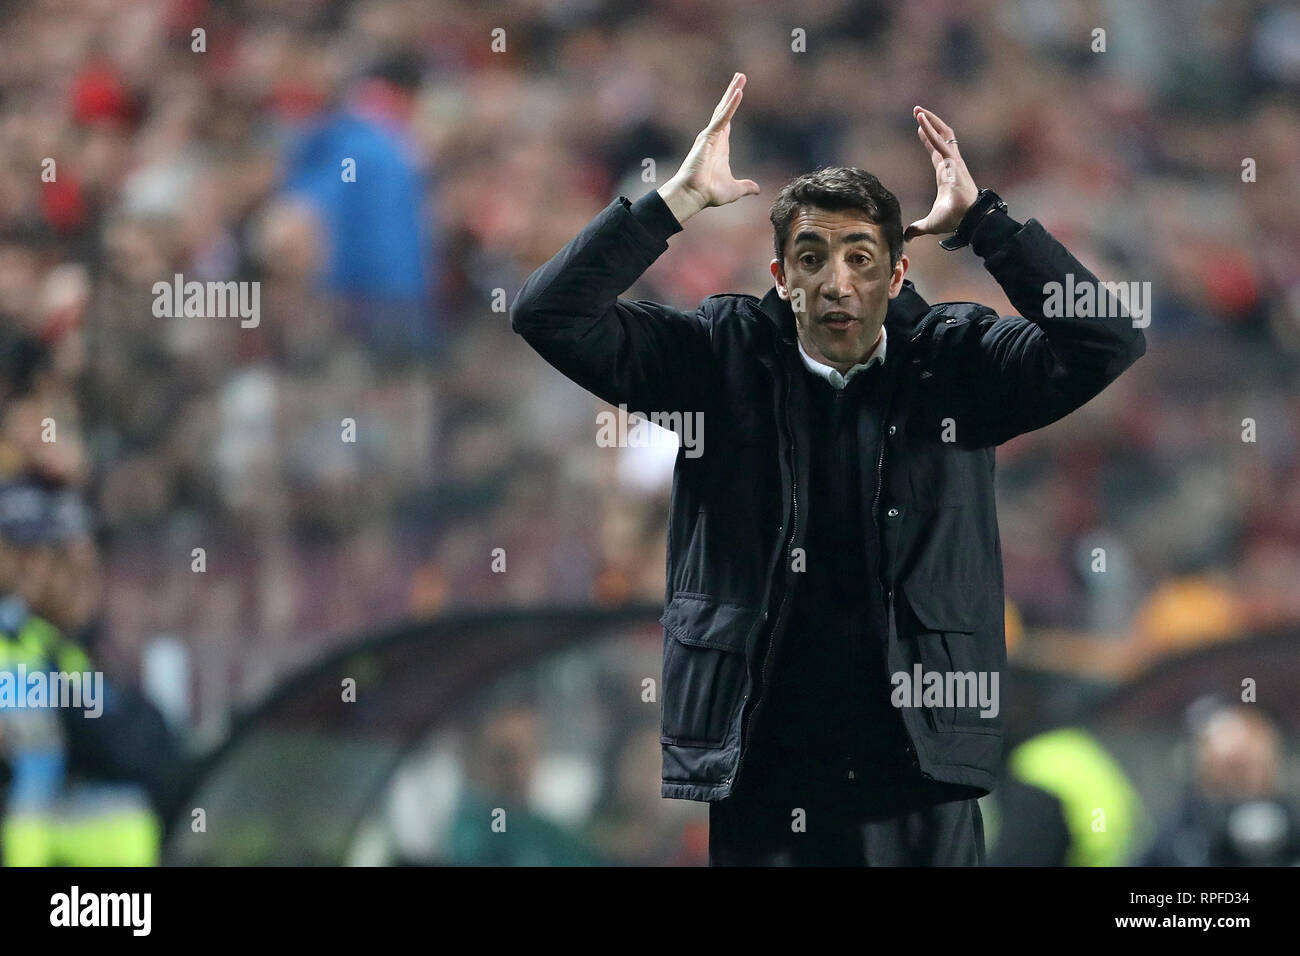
(970, 207, 1023, 259)
(624, 189, 684, 240)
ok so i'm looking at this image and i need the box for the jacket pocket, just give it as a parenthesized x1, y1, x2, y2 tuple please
(899, 580, 1001, 735)
(658, 592, 758, 748)
(902, 579, 985, 632)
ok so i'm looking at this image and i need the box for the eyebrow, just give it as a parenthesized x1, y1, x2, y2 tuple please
(792, 230, 878, 248)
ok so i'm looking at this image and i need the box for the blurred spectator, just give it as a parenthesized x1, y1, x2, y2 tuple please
(989, 726, 1147, 866)
(281, 52, 440, 360)
(1141, 698, 1300, 865)
(444, 703, 608, 865)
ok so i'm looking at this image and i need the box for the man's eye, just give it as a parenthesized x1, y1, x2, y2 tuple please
(800, 255, 819, 267)
(851, 254, 869, 265)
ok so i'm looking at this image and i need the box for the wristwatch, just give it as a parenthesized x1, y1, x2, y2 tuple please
(939, 188, 1008, 251)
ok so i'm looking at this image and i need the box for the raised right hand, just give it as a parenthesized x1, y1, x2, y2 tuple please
(658, 73, 760, 225)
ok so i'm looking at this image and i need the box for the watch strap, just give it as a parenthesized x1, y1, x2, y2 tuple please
(939, 188, 1007, 251)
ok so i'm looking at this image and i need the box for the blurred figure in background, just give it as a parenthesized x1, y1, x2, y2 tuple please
(0, 482, 180, 865)
(986, 616, 1148, 866)
(0, 480, 67, 865)
(1141, 698, 1300, 866)
(445, 702, 607, 866)
(988, 725, 1146, 866)
(33, 489, 183, 864)
(280, 52, 441, 362)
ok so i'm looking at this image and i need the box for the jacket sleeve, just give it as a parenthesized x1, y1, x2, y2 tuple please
(957, 207, 1147, 446)
(509, 189, 714, 418)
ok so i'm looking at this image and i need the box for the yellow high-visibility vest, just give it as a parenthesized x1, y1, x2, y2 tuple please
(1, 618, 159, 867)
(1008, 727, 1146, 867)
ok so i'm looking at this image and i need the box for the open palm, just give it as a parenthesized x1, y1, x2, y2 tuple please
(904, 106, 979, 241)
(667, 73, 760, 214)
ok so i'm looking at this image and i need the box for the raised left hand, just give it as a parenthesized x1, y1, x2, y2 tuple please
(904, 106, 980, 242)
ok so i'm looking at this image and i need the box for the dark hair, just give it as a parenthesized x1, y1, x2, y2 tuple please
(367, 52, 424, 93)
(769, 166, 903, 268)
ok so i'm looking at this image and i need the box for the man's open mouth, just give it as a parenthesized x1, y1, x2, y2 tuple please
(820, 312, 858, 329)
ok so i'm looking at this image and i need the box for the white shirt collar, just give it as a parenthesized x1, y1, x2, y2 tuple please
(797, 325, 887, 390)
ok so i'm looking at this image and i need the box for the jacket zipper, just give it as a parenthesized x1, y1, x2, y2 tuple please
(730, 359, 799, 794)
(837, 387, 859, 784)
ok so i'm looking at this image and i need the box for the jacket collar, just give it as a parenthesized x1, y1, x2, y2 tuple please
(757, 278, 932, 351)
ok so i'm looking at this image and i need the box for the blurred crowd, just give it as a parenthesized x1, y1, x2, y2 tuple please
(0, 0, 1297, 735)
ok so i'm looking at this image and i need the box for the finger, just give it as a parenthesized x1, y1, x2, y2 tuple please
(904, 216, 940, 241)
(707, 89, 738, 135)
(709, 88, 747, 136)
(916, 124, 945, 171)
(738, 179, 760, 196)
(713, 73, 739, 115)
(709, 73, 743, 126)
(914, 105, 955, 141)
(915, 107, 951, 156)
(903, 217, 929, 241)
(707, 88, 742, 136)
(723, 84, 745, 126)
(917, 110, 953, 159)
(920, 124, 971, 191)
(916, 115, 942, 158)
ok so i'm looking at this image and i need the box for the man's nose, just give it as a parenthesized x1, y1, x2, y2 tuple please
(823, 262, 851, 300)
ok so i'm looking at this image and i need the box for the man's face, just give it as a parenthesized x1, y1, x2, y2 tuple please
(35, 539, 101, 631)
(771, 206, 907, 373)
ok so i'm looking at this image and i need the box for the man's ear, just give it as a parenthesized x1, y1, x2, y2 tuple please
(770, 258, 788, 299)
(887, 253, 909, 299)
